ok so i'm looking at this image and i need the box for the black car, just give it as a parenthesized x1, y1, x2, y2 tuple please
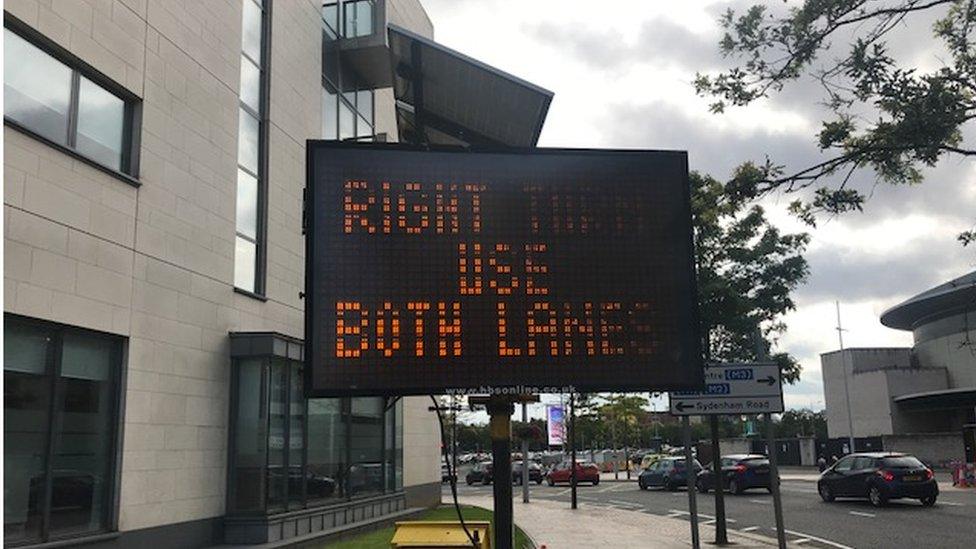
(697, 454, 771, 495)
(817, 452, 938, 507)
(465, 461, 493, 485)
(512, 461, 543, 485)
(639, 457, 702, 491)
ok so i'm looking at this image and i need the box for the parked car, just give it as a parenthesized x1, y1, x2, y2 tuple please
(466, 461, 493, 485)
(512, 461, 544, 485)
(639, 456, 702, 491)
(697, 454, 771, 495)
(817, 452, 938, 507)
(546, 460, 600, 486)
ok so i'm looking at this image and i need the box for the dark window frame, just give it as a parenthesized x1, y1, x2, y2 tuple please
(3, 314, 126, 547)
(234, 0, 273, 298)
(3, 14, 142, 185)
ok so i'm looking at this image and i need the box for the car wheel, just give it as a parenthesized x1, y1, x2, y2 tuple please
(547, 477, 555, 487)
(664, 478, 676, 492)
(728, 479, 742, 495)
(536, 479, 542, 485)
(818, 482, 834, 502)
(466, 478, 474, 486)
(639, 478, 647, 490)
(593, 478, 600, 486)
(697, 480, 709, 494)
(920, 495, 937, 507)
(869, 486, 887, 508)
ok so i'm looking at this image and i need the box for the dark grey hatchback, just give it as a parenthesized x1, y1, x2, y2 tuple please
(817, 453, 938, 507)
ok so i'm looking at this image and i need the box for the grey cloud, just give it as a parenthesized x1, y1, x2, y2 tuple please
(797, 237, 969, 304)
(523, 17, 723, 73)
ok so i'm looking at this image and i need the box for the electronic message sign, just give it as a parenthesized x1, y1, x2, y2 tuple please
(305, 142, 702, 396)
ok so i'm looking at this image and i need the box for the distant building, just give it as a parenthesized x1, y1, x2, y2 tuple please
(820, 271, 976, 464)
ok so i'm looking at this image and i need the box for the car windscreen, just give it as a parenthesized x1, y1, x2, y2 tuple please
(742, 458, 769, 466)
(882, 456, 925, 468)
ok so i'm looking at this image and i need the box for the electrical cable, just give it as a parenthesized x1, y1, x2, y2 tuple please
(430, 395, 479, 548)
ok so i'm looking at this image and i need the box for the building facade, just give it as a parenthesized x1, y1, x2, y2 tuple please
(820, 271, 976, 464)
(3, 1, 550, 547)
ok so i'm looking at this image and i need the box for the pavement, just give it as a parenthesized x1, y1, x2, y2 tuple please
(457, 494, 787, 548)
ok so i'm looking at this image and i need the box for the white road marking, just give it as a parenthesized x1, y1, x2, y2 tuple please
(740, 526, 760, 532)
(848, 511, 876, 518)
(668, 510, 735, 523)
(939, 501, 964, 506)
(749, 499, 771, 505)
(784, 529, 854, 549)
(793, 538, 811, 545)
(607, 499, 643, 508)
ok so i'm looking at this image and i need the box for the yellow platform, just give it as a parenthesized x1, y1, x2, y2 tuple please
(390, 520, 491, 548)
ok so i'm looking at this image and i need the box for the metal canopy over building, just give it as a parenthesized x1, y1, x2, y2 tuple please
(388, 25, 553, 148)
(894, 388, 976, 411)
(881, 270, 976, 330)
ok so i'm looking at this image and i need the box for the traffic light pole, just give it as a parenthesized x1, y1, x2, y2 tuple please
(521, 402, 530, 503)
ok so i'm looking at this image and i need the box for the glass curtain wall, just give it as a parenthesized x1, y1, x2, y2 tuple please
(228, 357, 401, 515)
(3, 316, 123, 546)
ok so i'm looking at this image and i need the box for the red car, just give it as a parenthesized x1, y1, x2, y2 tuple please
(546, 460, 600, 486)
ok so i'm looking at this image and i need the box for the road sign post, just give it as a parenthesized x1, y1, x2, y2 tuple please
(670, 363, 786, 547)
(683, 416, 700, 549)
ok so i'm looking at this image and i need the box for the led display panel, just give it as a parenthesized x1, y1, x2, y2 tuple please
(305, 142, 702, 396)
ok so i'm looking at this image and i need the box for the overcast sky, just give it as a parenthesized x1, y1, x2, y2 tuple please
(420, 0, 976, 421)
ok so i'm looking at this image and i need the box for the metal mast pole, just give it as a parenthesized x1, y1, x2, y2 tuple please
(836, 301, 856, 455)
(521, 401, 530, 503)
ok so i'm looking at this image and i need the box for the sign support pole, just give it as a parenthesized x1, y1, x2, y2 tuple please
(683, 416, 700, 549)
(521, 402, 530, 503)
(709, 415, 728, 545)
(570, 392, 578, 510)
(765, 412, 787, 549)
(488, 396, 515, 549)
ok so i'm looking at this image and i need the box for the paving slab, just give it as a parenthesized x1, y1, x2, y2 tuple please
(458, 494, 789, 548)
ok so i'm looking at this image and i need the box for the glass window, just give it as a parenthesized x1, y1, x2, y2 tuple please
(49, 333, 116, 536)
(3, 317, 121, 544)
(76, 77, 125, 171)
(322, 86, 337, 139)
(240, 55, 261, 112)
(287, 363, 304, 508)
(834, 456, 854, 472)
(237, 108, 259, 175)
(339, 100, 355, 140)
(234, 236, 256, 292)
(307, 399, 345, 504)
(349, 397, 384, 498)
(3, 322, 52, 544)
(230, 359, 266, 513)
(3, 29, 73, 145)
(356, 115, 372, 138)
(266, 361, 288, 512)
(322, 2, 339, 39)
(241, 0, 262, 63)
(236, 169, 258, 239)
(356, 89, 373, 123)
